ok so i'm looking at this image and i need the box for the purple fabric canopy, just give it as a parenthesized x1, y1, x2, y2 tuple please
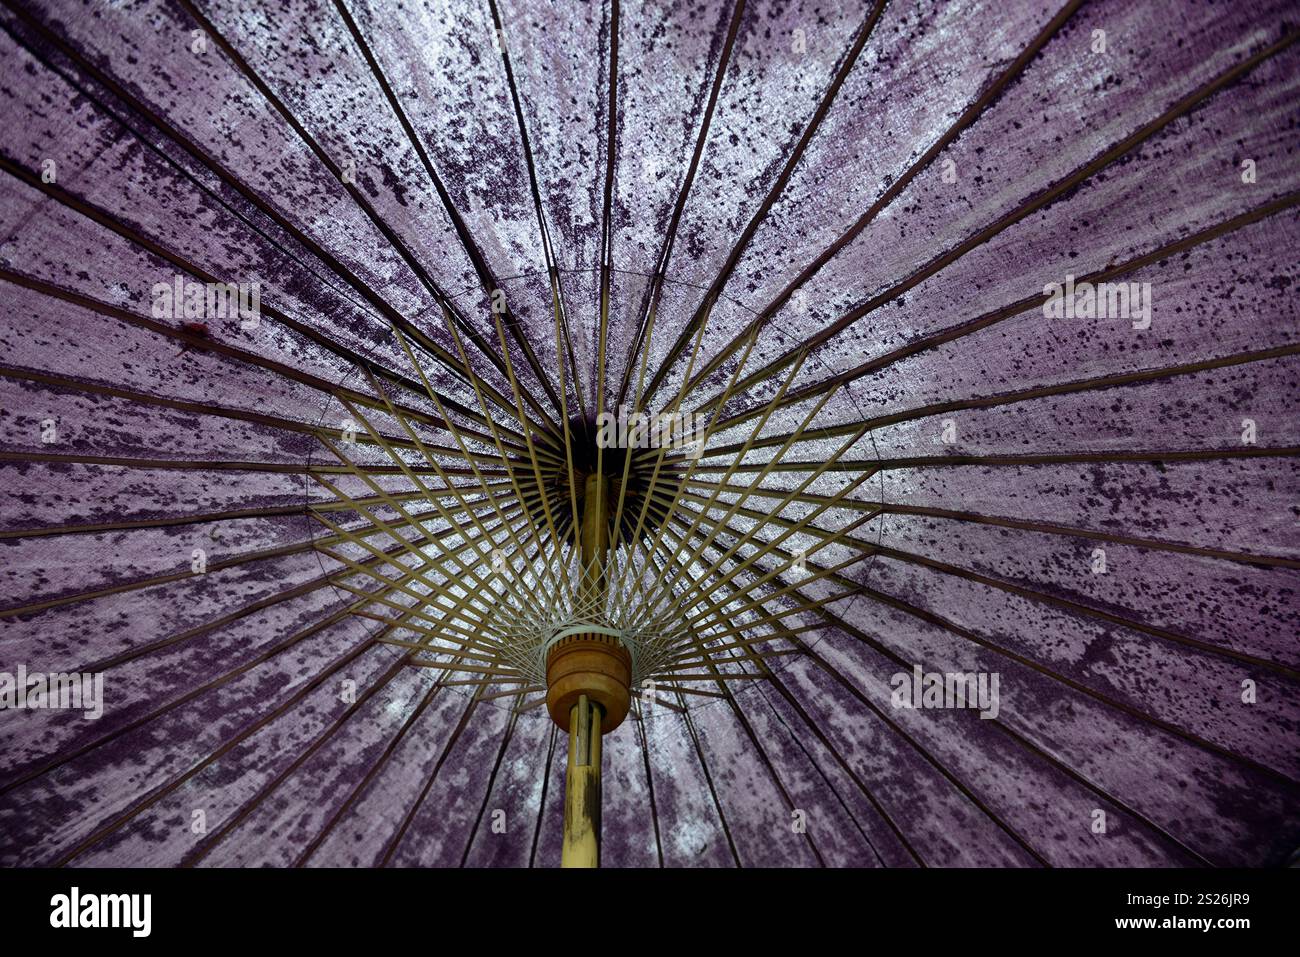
(0, 0, 1297, 867)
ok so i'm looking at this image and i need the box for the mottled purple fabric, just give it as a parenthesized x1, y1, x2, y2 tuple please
(0, 0, 1297, 868)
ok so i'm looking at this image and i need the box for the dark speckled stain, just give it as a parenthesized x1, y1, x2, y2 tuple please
(377, 163, 411, 207)
(1075, 630, 1120, 674)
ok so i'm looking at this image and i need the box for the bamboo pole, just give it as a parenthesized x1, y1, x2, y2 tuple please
(561, 693, 602, 868)
(561, 472, 610, 868)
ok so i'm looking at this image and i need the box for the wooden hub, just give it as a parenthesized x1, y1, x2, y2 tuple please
(545, 633, 632, 732)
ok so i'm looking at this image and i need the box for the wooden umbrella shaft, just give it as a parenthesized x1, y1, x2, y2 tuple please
(562, 473, 610, 868)
(562, 693, 602, 867)
(579, 471, 609, 606)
